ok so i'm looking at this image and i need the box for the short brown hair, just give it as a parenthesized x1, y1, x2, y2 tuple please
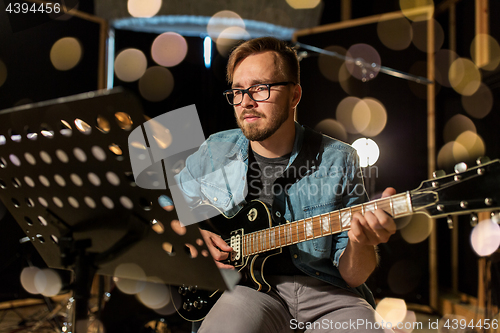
(226, 37, 300, 85)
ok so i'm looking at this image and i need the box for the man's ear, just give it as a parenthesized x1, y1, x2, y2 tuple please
(292, 84, 302, 109)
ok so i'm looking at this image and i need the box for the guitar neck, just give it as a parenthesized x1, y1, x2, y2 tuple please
(241, 192, 414, 257)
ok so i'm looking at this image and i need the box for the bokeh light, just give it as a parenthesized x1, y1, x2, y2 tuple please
(454, 131, 485, 161)
(318, 45, 347, 82)
(377, 14, 413, 51)
(408, 61, 434, 99)
(76, 319, 105, 333)
(345, 44, 381, 82)
(34, 268, 62, 297)
(470, 34, 500, 71)
(437, 141, 468, 170)
(461, 82, 493, 119)
(470, 219, 500, 256)
(127, 0, 162, 18)
(352, 138, 380, 167)
(50, 37, 83, 71)
(338, 63, 365, 95)
(443, 114, 476, 143)
(314, 119, 348, 142)
(359, 98, 387, 137)
(151, 32, 188, 67)
(207, 11, 245, 40)
(139, 66, 174, 102)
(20, 266, 41, 294)
(113, 263, 147, 294)
(147, 119, 172, 149)
(336, 96, 368, 134)
(286, 0, 321, 9)
(400, 213, 433, 243)
(376, 297, 407, 325)
(399, 0, 434, 22)
(434, 49, 459, 87)
(114, 48, 147, 82)
(0, 59, 7, 88)
(387, 260, 422, 295)
(398, 311, 417, 333)
(137, 277, 171, 309)
(449, 58, 481, 96)
(411, 19, 444, 53)
(216, 27, 250, 57)
(154, 286, 181, 315)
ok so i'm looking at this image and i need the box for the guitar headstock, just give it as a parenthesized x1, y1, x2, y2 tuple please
(411, 159, 500, 218)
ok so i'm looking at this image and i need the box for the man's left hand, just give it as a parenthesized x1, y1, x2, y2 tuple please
(349, 187, 397, 246)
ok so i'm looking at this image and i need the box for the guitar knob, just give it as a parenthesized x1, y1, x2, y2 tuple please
(432, 170, 445, 178)
(178, 285, 188, 295)
(194, 299, 206, 309)
(470, 213, 478, 227)
(183, 301, 193, 311)
(447, 216, 454, 229)
(188, 285, 197, 293)
(454, 162, 467, 174)
(476, 156, 490, 165)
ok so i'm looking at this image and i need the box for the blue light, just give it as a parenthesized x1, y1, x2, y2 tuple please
(204, 36, 212, 69)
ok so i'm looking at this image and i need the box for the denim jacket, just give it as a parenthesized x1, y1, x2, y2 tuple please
(174, 122, 374, 305)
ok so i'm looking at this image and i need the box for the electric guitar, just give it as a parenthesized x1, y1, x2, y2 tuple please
(195, 159, 500, 293)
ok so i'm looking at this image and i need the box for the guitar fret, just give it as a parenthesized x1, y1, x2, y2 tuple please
(270, 228, 275, 249)
(287, 224, 292, 244)
(295, 222, 300, 243)
(389, 197, 394, 217)
(260, 231, 263, 252)
(338, 210, 342, 231)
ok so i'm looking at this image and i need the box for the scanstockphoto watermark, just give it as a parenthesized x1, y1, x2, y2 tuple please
(248, 159, 379, 181)
(290, 318, 424, 331)
(4, 0, 79, 33)
(248, 164, 379, 199)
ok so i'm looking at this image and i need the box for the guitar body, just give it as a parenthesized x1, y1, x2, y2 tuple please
(176, 159, 500, 322)
(195, 200, 281, 292)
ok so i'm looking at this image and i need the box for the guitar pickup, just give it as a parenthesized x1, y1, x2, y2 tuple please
(229, 229, 243, 265)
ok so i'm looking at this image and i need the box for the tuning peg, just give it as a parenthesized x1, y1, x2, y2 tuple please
(432, 170, 445, 178)
(447, 216, 454, 229)
(476, 156, 490, 165)
(491, 211, 500, 224)
(183, 301, 194, 311)
(470, 213, 478, 227)
(178, 285, 188, 295)
(454, 162, 467, 173)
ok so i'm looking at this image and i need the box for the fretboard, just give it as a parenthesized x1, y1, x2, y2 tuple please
(241, 192, 413, 257)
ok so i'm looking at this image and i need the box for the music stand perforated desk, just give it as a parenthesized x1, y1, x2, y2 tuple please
(0, 89, 235, 330)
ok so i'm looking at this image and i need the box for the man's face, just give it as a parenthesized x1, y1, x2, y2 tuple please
(231, 51, 295, 142)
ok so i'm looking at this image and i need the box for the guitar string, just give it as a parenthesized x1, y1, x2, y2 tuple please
(225, 170, 487, 256)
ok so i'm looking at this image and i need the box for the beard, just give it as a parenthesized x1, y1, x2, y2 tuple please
(235, 105, 290, 142)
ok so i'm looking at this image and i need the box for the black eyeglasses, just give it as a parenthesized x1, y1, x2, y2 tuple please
(223, 82, 295, 106)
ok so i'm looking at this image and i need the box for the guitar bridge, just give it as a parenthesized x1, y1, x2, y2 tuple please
(229, 229, 243, 266)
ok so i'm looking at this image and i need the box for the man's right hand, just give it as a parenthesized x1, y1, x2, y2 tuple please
(199, 229, 235, 270)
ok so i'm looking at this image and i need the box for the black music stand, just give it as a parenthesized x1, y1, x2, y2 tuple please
(0, 88, 238, 331)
